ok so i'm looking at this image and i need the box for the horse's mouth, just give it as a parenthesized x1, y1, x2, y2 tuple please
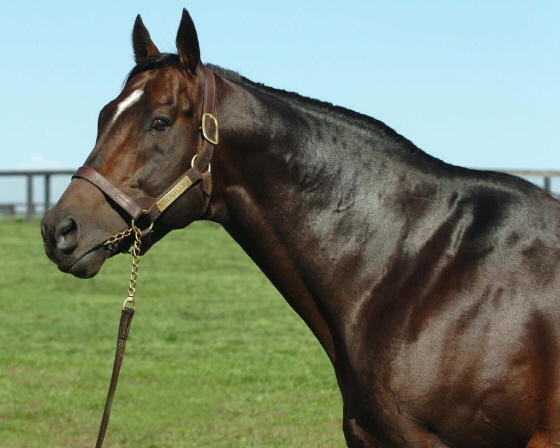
(54, 235, 134, 279)
(48, 225, 159, 279)
(53, 248, 105, 278)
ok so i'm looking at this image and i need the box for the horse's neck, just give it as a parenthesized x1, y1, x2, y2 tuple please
(210, 78, 445, 355)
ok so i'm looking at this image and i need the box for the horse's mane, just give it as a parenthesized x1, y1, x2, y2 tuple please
(125, 54, 451, 171)
(208, 63, 545, 192)
(122, 54, 542, 194)
(205, 64, 420, 151)
(126, 55, 413, 145)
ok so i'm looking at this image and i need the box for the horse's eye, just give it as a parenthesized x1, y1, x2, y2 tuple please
(150, 118, 170, 133)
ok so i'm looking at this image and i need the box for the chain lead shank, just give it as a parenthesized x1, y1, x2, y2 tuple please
(123, 223, 143, 310)
(95, 221, 143, 448)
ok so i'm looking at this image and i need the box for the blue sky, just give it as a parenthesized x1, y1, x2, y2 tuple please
(1, 1, 559, 202)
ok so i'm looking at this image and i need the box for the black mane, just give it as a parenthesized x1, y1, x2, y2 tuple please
(126, 54, 448, 169)
(205, 63, 419, 151)
(127, 55, 414, 147)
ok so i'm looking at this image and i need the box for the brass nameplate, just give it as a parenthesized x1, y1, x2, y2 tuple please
(155, 176, 193, 212)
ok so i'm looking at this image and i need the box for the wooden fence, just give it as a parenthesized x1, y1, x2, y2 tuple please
(1, 169, 560, 222)
(0, 170, 75, 222)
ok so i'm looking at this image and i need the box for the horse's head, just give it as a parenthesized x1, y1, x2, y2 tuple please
(41, 9, 217, 278)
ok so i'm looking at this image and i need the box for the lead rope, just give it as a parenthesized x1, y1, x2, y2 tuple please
(95, 222, 143, 448)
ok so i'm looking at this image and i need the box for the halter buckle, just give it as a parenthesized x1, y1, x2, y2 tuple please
(201, 113, 219, 145)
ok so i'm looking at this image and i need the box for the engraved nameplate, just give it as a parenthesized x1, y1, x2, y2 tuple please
(155, 176, 193, 212)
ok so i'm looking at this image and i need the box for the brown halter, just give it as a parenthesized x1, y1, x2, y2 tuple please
(73, 66, 218, 241)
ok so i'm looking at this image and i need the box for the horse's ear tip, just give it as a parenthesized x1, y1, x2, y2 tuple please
(134, 14, 144, 28)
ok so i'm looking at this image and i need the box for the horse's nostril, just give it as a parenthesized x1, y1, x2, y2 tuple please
(55, 217, 80, 254)
(60, 220, 75, 236)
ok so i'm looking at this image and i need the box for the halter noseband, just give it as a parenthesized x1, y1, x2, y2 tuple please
(72, 66, 218, 245)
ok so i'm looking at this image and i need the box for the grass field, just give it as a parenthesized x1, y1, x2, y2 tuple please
(0, 218, 345, 447)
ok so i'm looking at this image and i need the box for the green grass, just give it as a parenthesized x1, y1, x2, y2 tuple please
(0, 219, 344, 447)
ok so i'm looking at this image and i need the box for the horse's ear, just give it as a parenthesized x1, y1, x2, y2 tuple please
(132, 15, 160, 64)
(176, 8, 200, 75)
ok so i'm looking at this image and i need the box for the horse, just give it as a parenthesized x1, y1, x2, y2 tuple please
(41, 8, 560, 447)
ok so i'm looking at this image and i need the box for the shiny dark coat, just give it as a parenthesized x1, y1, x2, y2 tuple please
(42, 9, 560, 447)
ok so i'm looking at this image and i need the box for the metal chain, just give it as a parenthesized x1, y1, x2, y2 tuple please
(102, 220, 150, 310)
(123, 222, 143, 310)
(103, 228, 133, 246)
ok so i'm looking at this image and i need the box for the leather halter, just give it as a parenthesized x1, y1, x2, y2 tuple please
(73, 66, 218, 241)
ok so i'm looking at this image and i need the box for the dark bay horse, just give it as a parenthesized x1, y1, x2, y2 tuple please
(41, 9, 560, 447)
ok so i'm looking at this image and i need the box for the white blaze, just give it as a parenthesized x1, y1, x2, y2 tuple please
(111, 89, 144, 125)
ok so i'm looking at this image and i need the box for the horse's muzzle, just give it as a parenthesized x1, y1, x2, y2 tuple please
(41, 210, 108, 278)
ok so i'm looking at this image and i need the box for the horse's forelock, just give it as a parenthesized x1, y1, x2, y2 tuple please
(124, 53, 183, 87)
